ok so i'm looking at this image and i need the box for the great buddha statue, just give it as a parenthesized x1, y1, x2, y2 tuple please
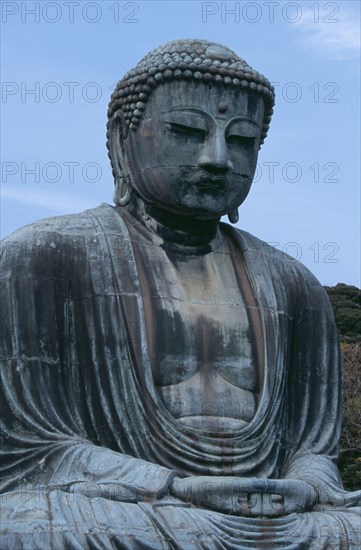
(1, 39, 360, 549)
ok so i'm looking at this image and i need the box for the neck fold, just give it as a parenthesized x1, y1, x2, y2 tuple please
(123, 193, 220, 247)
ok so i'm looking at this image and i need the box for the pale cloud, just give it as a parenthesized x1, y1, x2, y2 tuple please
(294, 9, 360, 60)
(1, 186, 97, 214)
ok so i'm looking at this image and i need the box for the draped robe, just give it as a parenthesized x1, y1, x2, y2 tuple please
(1, 203, 360, 549)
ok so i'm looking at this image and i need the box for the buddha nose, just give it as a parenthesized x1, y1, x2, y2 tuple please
(198, 131, 233, 172)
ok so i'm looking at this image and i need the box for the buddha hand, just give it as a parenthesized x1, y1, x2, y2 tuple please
(169, 476, 317, 517)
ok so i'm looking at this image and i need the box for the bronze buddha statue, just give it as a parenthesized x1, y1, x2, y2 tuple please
(1, 39, 360, 549)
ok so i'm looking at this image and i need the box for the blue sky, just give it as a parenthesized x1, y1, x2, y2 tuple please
(1, 0, 360, 286)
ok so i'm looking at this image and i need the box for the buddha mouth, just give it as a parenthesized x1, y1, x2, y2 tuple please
(188, 173, 227, 191)
(195, 181, 226, 191)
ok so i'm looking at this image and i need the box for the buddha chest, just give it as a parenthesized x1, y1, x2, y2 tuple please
(128, 221, 261, 432)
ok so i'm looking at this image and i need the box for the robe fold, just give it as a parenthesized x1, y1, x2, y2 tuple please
(1, 203, 360, 549)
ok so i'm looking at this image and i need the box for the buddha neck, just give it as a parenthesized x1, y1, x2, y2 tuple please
(123, 193, 220, 248)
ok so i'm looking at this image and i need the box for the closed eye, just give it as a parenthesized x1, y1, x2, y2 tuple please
(227, 135, 256, 147)
(167, 123, 206, 138)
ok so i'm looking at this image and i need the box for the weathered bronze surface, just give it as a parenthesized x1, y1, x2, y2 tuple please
(1, 39, 360, 549)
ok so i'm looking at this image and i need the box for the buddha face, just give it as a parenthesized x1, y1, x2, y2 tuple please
(122, 80, 264, 220)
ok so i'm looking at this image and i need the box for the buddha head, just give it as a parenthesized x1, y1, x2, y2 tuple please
(107, 39, 275, 223)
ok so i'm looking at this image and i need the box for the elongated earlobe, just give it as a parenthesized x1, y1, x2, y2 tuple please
(114, 175, 133, 206)
(228, 209, 239, 224)
(109, 112, 135, 207)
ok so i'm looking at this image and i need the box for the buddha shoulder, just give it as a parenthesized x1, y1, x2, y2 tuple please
(1, 204, 116, 268)
(227, 225, 328, 305)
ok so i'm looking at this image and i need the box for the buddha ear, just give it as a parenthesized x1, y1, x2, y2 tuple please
(109, 111, 128, 182)
(109, 112, 133, 206)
